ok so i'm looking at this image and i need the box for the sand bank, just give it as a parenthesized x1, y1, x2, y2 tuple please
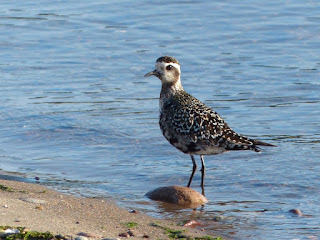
(0, 177, 222, 239)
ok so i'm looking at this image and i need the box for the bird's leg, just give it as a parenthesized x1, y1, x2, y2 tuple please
(200, 155, 206, 195)
(187, 154, 197, 188)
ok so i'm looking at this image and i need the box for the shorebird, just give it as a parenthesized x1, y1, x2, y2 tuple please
(144, 56, 275, 194)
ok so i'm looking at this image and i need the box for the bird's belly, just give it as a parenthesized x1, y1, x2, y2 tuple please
(162, 129, 226, 155)
(193, 147, 227, 155)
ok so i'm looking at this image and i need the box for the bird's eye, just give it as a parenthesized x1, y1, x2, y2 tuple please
(166, 65, 173, 70)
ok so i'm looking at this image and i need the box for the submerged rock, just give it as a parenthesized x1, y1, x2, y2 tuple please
(289, 208, 303, 216)
(146, 185, 208, 207)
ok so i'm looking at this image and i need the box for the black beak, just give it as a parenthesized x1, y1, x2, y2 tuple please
(144, 70, 159, 78)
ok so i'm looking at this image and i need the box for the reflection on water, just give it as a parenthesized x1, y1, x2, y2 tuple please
(0, 0, 320, 239)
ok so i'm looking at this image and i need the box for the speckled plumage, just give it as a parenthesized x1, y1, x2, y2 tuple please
(145, 56, 275, 192)
(159, 88, 262, 155)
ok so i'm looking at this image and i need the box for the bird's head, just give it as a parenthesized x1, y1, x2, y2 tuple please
(144, 56, 181, 86)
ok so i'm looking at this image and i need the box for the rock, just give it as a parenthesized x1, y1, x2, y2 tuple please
(127, 229, 137, 237)
(119, 232, 130, 237)
(75, 237, 88, 240)
(127, 230, 134, 236)
(130, 209, 139, 214)
(289, 209, 303, 216)
(146, 185, 208, 206)
(4, 229, 20, 234)
(35, 205, 44, 210)
(183, 220, 202, 228)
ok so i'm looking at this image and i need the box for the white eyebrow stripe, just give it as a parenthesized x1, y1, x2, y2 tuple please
(156, 61, 181, 72)
(165, 62, 180, 71)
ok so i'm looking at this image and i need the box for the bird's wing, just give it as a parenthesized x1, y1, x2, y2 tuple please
(167, 92, 274, 151)
(172, 97, 259, 150)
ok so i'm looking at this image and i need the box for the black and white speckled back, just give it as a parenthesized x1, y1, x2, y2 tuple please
(159, 89, 261, 155)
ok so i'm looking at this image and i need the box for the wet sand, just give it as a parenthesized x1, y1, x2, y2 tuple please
(0, 177, 221, 239)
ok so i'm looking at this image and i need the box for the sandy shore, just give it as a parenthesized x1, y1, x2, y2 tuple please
(0, 176, 222, 240)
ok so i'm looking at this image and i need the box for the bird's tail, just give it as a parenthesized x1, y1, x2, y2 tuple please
(253, 139, 276, 147)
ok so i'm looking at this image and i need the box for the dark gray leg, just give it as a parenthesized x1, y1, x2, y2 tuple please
(187, 154, 197, 188)
(200, 155, 206, 195)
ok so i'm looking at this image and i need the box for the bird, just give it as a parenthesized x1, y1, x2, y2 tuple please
(144, 56, 275, 194)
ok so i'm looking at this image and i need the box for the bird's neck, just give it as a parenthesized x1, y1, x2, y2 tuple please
(160, 79, 184, 99)
(159, 80, 185, 111)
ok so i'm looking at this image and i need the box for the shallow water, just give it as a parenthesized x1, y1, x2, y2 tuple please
(1, 0, 320, 239)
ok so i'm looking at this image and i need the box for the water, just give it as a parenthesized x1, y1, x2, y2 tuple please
(0, 0, 320, 239)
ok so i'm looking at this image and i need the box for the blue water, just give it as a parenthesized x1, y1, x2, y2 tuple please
(1, 0, 320, 239)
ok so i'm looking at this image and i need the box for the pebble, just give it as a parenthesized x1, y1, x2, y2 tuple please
(183, 220, 202, 228)
(119, 232, 130, 237)
(75, 236, 88, 240)
(35, 205, 44, 210)
(4, 229, 20, 234)
(127, 230, 136, 237)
